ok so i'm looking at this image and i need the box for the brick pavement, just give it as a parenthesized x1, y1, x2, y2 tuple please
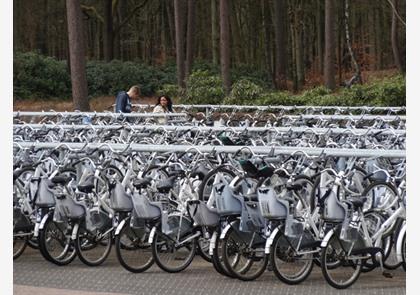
(14, 248, 405, 295)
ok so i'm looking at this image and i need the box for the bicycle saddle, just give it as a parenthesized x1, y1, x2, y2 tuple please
(366, 170, 388, 182)
(218, 136, 236, 146)
(51, 175, 73, 185)
(240, 160, 274, 179)
(167, 170, 185, 178)
(77, 174, 95, 193)
(190, 164, 209, 180)
(156, 176, 177, 193)
(133, 177, 152, 189)
(286, 183, 303, 191)
(243, 193, 259, 202)
(344, 197, 367, 210)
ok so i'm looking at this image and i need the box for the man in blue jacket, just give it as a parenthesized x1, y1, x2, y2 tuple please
(114, 85, 141, 113)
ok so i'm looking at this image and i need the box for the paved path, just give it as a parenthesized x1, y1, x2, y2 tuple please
(14, 248, 405, 295)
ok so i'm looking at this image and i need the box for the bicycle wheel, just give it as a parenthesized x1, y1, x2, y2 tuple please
(196, 236, 212, 262)
(75, 222, 113, 267)
(221, 224, 268, 281)
(13, 230, 28, 260)
(320, 231, 363, 289)
(115, 223, 154, 273)
(361, 211, 393, 272)
(198, 167, 236, 203)
(270, 231, 314, 285)
(152, 215, 196, 273)
(14, 172, 39, 250)
(211, 231, 236, 278)
(401, 232, 406, 271)
(362, 181, 398, 212)
(38, 217, 77, 266)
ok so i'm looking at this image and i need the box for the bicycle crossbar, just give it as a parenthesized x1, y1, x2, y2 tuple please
(13, 124, 407, 136)
(13, 141, 406, 158)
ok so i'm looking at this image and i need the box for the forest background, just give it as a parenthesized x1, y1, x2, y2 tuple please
(13, 0, 406, 111)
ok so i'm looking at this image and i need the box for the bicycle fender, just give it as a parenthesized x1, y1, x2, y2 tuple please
(71, 223, 79, 240)
(396, 222, 406, 263)
(148, 226, 157, 244)
(265, 227, 280, 254)
(115, 219, 127, 236)
(321, 228, 335, 247)
(220, 224, 232, 240)
(209, 231, 218, 256)
(33, 222, 41, 237)
(39, 214, 50, 230)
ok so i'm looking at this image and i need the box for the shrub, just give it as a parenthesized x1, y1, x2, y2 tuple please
(224, 79, 263, 105)
(256, 92, 305, 106)
(14, 51, 405, 107)
(156, 84, 182, 100)
(14, 51, 71, 99)
(184, 70, 225, 104)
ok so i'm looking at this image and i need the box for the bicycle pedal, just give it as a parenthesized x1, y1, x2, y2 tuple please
(382, 271, 393, 279)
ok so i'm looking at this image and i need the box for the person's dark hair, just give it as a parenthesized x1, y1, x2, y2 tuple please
(156, 95, 173, 112)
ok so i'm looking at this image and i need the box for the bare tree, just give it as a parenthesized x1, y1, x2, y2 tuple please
(66, 0, 90, 111)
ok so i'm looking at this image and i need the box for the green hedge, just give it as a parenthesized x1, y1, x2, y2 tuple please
(14, 52, 71, 99)
(14, 51, 177, 99)
(14, 51, 405, 107)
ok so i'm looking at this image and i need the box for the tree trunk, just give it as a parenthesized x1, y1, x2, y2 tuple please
(229, 1, 242, 65)
(295, 1, 304, 89)
(391, 0, 403, 73)
(211, 0, 218, 65)
(185, 0, 196, 78)
(161, 0, 167, 63)
(344, 0, 362, 84)
(273, 0, 287, 89)
(220, 0, 231, 94)
(66, 0, 90, 111)
(174, 0, 186, 88)
(103, 0, 114, 61)
(324, 0, 336, 90)
(316, 0, 323, 74)
(262, 0, 274, 86)
(166, 0, 175, 54)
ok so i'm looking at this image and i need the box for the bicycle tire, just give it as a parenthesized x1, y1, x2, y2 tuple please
(320, 231, 363, 289)
(221, 222, 268, 281)
(115, 223, 154, 273)
(38, 216, 77, 266)
(270, 230, 314, 284)
(152, 215, 196, 273)
(75, 220, 113, 267)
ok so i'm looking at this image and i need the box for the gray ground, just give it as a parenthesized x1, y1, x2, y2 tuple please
(14, 248, 405, 295)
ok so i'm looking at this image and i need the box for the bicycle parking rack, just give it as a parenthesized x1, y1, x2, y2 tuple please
(13, 141, 406, 159)
(13, 111, 188, 119)
(126, 104, 406, 114)
(13, 111, 406, 122)
(13, 123, 407, 136)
